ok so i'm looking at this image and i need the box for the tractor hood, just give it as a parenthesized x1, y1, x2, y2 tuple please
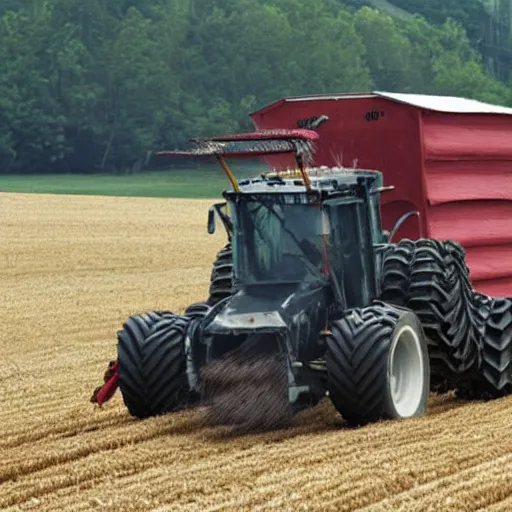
(206, 282, 329, 335)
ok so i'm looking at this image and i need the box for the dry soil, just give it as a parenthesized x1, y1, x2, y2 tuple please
(2, 192, 512, 512)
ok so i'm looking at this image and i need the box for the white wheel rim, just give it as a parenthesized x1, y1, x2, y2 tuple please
(388, 325, 425, 417)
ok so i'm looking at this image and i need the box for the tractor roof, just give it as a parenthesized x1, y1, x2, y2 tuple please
(234, 168, 382, 195)
(155, 129, 323, 193)
(155, 129, 382, 195)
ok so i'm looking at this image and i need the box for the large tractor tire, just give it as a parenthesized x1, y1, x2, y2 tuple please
(379, 239, 487, 375)
(460, 296, 512, 400)
(117, 312, 192, 419)
(207, 243, 234, 305)
(326, 304, 429, 427)
(481, 297, 512, 393)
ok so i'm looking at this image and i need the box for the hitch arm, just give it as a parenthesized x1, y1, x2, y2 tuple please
(90, 360, 119, 406)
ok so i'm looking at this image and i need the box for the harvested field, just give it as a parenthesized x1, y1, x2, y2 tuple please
(2, 191, 512, 511)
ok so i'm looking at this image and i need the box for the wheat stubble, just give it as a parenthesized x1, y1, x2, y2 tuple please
(1, 192, 512, 511)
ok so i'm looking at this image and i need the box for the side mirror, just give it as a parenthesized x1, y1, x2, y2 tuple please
(207, 207, 216, 234)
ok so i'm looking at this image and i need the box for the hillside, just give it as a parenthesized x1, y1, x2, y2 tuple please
(347, 0, 512, 81)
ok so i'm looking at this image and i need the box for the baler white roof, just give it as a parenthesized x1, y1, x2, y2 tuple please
(375, 91, 512, 115)
(282, 91, 512, 115)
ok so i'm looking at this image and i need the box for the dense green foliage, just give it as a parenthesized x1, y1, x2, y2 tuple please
(385, 0, 489, 43)
(1, 0, 510, 174)
(366, 0, 512, 82)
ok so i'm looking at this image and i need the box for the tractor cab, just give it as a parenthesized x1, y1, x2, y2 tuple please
(221, 170, 386, 313)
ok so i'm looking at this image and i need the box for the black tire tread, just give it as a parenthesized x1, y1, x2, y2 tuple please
(207, 243, 234, 305)
(142, 315, 191, 416)
(380, 239, 485, 374)
(117, 311, 191, 418)
(483, 298, 512, 390)
(326, 304, 424, 425)
(184, 301, 212, 320)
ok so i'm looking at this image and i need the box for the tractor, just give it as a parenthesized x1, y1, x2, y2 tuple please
(91, 128, 512, 428)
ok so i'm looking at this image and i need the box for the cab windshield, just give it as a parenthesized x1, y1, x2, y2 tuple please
(232, 194, 327, 284)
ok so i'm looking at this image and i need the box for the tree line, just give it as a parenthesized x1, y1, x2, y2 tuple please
(1, 0, 510, 174)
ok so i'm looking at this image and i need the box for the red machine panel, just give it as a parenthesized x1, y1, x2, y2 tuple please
(250, 92, 512, 296)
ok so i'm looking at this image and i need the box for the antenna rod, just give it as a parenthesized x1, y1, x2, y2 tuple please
(295, 153, 312, 192)
(216, 155, 240, 192)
